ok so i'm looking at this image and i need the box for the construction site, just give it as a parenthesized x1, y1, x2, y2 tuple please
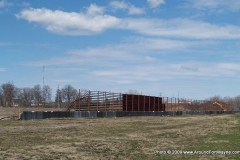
(65, 90, 231, 112)
(19, 90, 239, 120)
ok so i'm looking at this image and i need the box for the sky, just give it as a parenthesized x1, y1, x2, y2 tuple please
(1, 0, 240, 100)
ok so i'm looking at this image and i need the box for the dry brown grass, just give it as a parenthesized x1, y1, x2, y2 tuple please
(0, 113, 239, 159)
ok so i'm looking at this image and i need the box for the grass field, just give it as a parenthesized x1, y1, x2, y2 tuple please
(0, 113, 239, 160)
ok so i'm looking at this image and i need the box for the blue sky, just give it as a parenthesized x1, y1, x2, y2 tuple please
(1, 0, 240, 100)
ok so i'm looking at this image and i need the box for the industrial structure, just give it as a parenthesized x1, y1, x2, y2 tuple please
(20, 90, 235, 120)
(65, 90, 230, 112)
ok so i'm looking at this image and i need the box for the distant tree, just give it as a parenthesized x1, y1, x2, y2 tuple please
(61, 85, 78, 103)
(233, 95, 240, 110)
(1, 82, 15, 107)
(208, 95, 222, 102)
(0, 87, 3, 106)
(54, 89, 62, 107)
(127, 89, 141, 95)
(20, 87, 33, 107)
(32, 84, 42, 106)
(42, 85, 52, 103)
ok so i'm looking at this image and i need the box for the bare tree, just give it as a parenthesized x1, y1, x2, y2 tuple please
(1, 82, 15, 107)
(0, 87, 3, 107)
(20, 87, 33, 107)
(42, 85, 52, 104)
(127, 89, 141, 95)
(61, 85, 77, 103)
(208, 95, 222, 102)
(32, 84, 42, 106)
(55, 88, 62, 107)
(233, 95, 240, 110)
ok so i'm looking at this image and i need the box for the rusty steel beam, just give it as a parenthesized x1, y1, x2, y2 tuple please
(126, 94, 128, 111)
(132, 94, 134, 111)
(138, 94, 139, 112)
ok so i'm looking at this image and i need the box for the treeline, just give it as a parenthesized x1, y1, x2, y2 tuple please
(206, 95, 240, 110)
(0, 82, 81, 108)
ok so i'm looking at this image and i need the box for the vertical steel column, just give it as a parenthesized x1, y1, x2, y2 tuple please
(178, 97, 179, 111)
(149, 96, 150, 111)
(104, 92, 106, 111)
(126, 94, 128, 111)
(138, 94, 139, 112)
(132, 94, 134, 111)
(143, 95, 145, 111)
(112, 92, 114, 111)
(175, 98, 177, 111)
(166, 97, 168, 111)
(97, 91, 99, 111)
(120, 93, 122, 111)
(153, 96, 155, 111)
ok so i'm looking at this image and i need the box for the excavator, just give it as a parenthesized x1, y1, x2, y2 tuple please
(212, 102, 226, 111)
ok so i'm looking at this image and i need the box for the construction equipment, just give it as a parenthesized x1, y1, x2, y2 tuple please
(213, 102, 226, 111)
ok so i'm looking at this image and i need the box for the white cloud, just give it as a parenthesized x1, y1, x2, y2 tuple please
(15, 4, 122, 35)
(190, 0, 240, 11)
(15, 3, 240, 39)
(0, 0, 13, 8)
(145, 56, 157, 62)
(147, 0, 165, 8)
(110, 1, 145, 15)
(128, 5, 145, 15)
(181, 64, 198, 72)
(23, 37, 199, 66)
(123, 18, 240, 39)
(0, 1, 4, 7)
(21, 2, 30, 7)
(110, 1, 128, 9)
(86, 3, 104, 16)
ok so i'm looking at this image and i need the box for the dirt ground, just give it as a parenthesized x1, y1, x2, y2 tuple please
(0, 108, 239, 159)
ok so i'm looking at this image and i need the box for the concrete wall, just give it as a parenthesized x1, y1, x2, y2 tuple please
(20, 111, 240, 120)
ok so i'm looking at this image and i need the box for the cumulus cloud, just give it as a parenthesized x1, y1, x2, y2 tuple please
(110, 1, 145, 15)
(15, 4, 122, 35)
(147, 0, 165, 8)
